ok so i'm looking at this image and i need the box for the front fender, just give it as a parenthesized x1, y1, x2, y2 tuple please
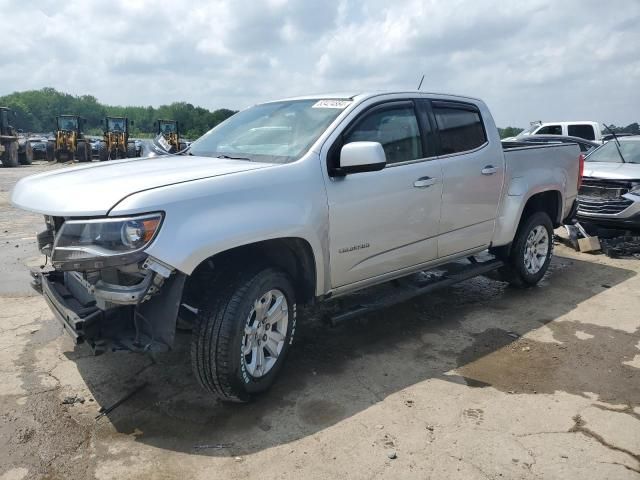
(109, 157, 329, 296)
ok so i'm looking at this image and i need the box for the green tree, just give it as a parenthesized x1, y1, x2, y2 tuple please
(0, 87, 236, 138)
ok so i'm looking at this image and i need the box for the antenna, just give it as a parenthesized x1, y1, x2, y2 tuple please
(417, 74, 425, 90)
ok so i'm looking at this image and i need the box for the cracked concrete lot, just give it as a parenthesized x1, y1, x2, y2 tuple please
(1, 163, 639, 479)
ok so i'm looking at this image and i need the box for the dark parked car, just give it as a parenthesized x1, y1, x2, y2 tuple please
(90, 138, 102, 158)
(28, 137, 49, 160)
(503, 135, 599, 153)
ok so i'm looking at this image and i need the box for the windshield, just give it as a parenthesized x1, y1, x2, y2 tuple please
(586, 140, 640, 164)
(107, 118, 125, 131)
(58, 117, 78, 130)
(515, 124, 540, 137)
(160, 121, 177, 134)
(189, 99, 349, 163)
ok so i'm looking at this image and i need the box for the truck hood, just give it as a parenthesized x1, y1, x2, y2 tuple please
(583, 161, 640, 181)
(11, 155, 273, 216)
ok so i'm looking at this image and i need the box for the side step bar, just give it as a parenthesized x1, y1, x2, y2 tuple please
(326, 257, 504, 326)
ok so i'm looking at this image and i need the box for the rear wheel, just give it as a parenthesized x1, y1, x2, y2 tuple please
(191, 268, 296, 402)
(498, 211, 553, 287)
(19, 142, 33, 165)
(126, 142, 136, 158)
(1, 141, 19, 167)
(46, 141, 55, 162)
(98, 143, 108, 161)
(76, 141, 90, 162)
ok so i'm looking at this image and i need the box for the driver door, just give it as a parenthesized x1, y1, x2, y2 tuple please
(324, 100, 443, 289)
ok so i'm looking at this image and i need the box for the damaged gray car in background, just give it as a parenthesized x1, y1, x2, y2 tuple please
(577, 136, 640, 229)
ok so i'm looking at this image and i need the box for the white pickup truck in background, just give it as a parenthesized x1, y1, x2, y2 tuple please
(12, 91, 582, 402)
(506, 120, 602, 142)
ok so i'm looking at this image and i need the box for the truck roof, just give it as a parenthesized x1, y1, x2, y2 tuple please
(535, 121, 599, 125)
(269, 90, 483, 103)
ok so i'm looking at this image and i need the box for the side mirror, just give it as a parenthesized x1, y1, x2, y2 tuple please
(333, 141, 386, 176)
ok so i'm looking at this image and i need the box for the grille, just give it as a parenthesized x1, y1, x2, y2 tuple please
(578, 177, 636, 215)
(578, 197, 633, 215)
(580, 178, 631, 200)
(580, 177, 634, 190)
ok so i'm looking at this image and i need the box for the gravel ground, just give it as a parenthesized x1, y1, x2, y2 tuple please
(1, 162, 639, 480)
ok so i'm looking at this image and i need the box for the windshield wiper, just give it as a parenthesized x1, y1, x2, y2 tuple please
(603, 123, 626, 163)
(216, 154, 253, 161)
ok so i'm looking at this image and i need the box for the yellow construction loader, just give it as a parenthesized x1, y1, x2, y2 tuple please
(98, 116, 137, 161)
(46, 115, 90, 162)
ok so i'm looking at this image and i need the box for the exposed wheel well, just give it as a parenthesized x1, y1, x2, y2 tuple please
(521, 190, 562, 228)
(184, 238, 317, 310)
(490, 190, 561, 259)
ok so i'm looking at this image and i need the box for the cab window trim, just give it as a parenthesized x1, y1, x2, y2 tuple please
(430, 100, 489, 157)
(327, 99, 438, 175)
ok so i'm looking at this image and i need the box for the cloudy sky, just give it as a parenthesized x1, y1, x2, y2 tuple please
(1, 0, 638, 127)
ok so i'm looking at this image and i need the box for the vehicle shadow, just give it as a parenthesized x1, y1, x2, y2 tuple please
(62, 253, 639, 457)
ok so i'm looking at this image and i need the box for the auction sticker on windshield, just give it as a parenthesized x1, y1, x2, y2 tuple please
(312, 99, 352, 109)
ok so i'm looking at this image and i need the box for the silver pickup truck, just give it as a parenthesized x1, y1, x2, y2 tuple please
(12, 91, 582, 402)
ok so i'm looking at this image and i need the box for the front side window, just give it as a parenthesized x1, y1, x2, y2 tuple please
(536, 125, 562, 135)
(344, 105, 423, 164)
(568, 124, 596, 140)
(433, 103, 487, 154)
(189, 99, 348, 164)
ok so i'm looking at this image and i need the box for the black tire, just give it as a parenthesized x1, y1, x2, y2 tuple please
(499, 211, 554, 287)
(126, 142, 136, 158)
(191, 268, 297, 402)
(76, 141, 90, 162)
(1, 141, 19, 167)
(46, 141, 55, 162)
(21, 143, 34, 165)
(55, 149, 71, 162)
(98, 143, 108, 162)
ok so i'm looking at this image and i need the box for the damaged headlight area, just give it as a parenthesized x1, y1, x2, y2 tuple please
(52, 213, 162, 270)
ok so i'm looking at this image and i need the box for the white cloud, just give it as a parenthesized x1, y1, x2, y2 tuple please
(1, 0, 638, 126)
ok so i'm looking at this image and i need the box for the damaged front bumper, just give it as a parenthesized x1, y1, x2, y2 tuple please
(32, 258, 186, 354)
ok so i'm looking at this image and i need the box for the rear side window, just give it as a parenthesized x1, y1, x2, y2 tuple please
(344, 105, 423, 164)
(432, 103, 487, 154)
(536, 125, 562, 135)
(568, 124, 596, 140)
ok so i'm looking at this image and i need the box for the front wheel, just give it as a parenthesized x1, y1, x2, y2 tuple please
(500, 211, 553, 287)
(191, 268, 296, 402)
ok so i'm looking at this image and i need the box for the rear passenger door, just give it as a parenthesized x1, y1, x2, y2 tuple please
(428, 100, 504, 257)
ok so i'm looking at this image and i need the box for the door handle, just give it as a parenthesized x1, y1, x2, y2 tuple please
(413, 177, 437, 188)
(481, 165, 497, 175)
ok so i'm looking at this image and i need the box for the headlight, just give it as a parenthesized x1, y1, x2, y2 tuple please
(52, 213, 162, 267)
